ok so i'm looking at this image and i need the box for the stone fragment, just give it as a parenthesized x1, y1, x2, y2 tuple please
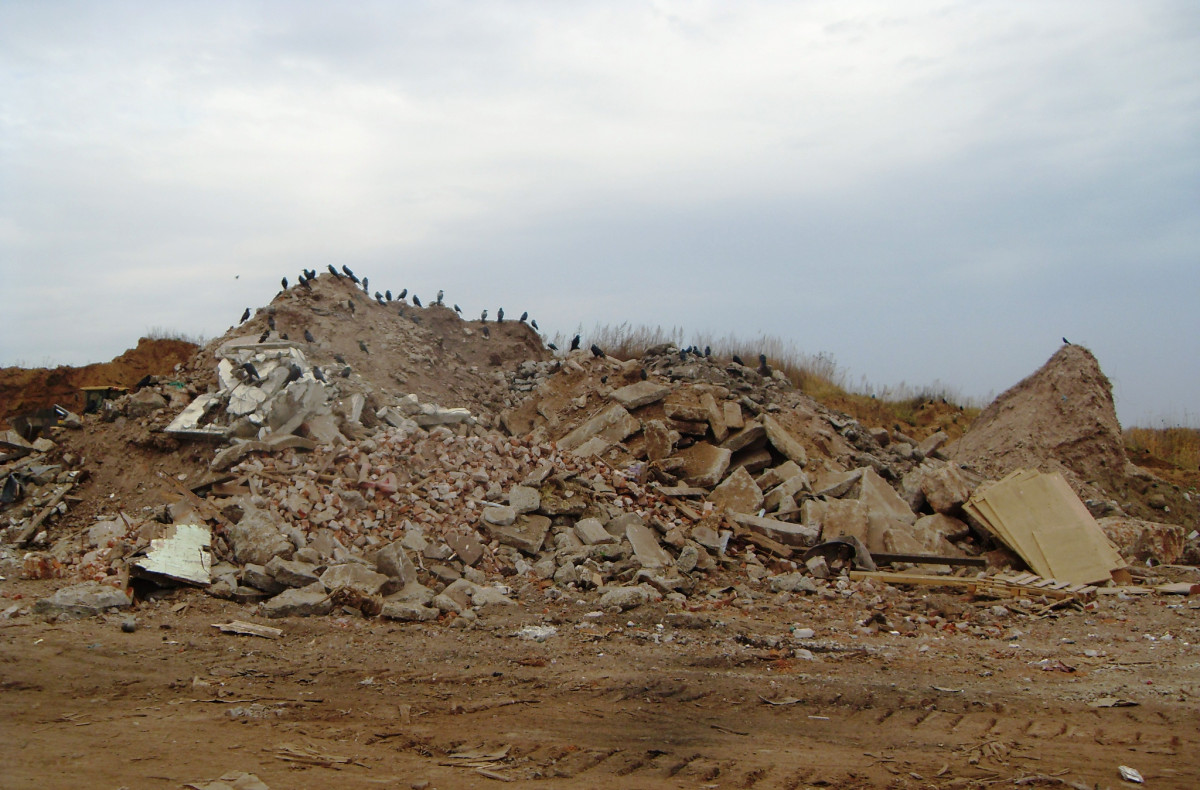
(606, 512, 645, 538)
(228, 507, 294, 566)
(263, 582, 333, 618)
(700, 392, 728, 442)
(241, 563, 286, 595)
(126, 389, 168, 418)
(910, 514, 970, 555)
(485, 514, 552, 555)
(730, 447, 773, 475)
(762, 415, 807, 467)
(859, 468, 917, 526)
(868, 427, 891, 446)
(920, 465, 973, 514)
(598, 586, 651, 611)
(813, 468, 863, 498)
(757, 461, 804, 491)
(507, 485, 541, 514)
(444, 529, 485, 566)
(33, 582, 131, 617)
(610, 381, 671, 410)
(676, 543, 700, 573)
(570, 436, 611, 458)
(481, 505, 516, 527)
(558, 405, 639, 451)
(707, 466, 763, 514)
(722, 401, 744, 430)
(302, 414, 346, 446)
(768, 573, 818, 594)
(728, 511, 820, 547)
(918, 431, 949, 458)
(805, 555, 830, 578)
(643, 419, 676, 462)
(1098, 516, 1185, 564)
(265, 556, 321, 588)
(380, 600, 439, 622)
(574, 517, 616, 545)
(413, 405, 473, 428)
(626, 522, 673, 569)
(805, 498, 871, 546)
(675, 442, 732, 487)
(720, 421, 765, 452)
(375, 541, 417, 586)
(320, 564, 390, 597)
(87, 519, 127, 548)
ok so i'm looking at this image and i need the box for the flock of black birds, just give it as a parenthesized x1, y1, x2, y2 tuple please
(233, 268, 781, 380)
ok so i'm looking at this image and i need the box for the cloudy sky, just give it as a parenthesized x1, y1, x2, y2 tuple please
(2, 1, 1197, 426)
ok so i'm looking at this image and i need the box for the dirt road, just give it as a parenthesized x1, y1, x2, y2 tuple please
(2, 578, 1197, 789)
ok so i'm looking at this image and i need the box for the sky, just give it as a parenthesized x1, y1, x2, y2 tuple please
(2, 1, 1197, 427)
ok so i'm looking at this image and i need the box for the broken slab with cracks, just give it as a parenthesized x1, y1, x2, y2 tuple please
(130, 523, 213, 586)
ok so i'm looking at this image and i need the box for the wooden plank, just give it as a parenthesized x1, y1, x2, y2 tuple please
(16, 483, 75, 546)
(870, 552, 987, 567)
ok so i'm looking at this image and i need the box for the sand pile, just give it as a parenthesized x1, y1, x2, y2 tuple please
(949, 344, 1128, 495)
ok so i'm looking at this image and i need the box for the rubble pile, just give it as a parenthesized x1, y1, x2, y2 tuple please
(2, 283, 1197, 625)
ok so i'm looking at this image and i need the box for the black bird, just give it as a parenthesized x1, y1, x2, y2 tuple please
(732, 354, 745, 366)
(340, 365, 351, 378)
(398, 288, 407, 300)
(376, 294, 386, 305)
(758, 353, 771, 377)
(679, 348, 688, 361)
(1062, 337, 1071, 345)
(385, 290, 392, 301)
(640, 368, 648, 380)
(299, 277, 311, 290)
(312, 366, 326, 382)
(279, 333, 289, 340)
(268, 316, 276, 331)
(412, 295, 422, 307)
(481, 325, 490, 338)
(570, 334, 581, 351)
(359, 340, 369, 353)
(497, 307, 504, 322)
(519, 311, 528, 322)
(342, 264, 355, 278)
(547, 342, 558, 351)
(347, 298, 356, 313)
(241, 362, 260, 382)
(281, 276, 288, 290)
(333, 353, 346, 365)
(258, 330, 269, 343)
(436, 289, 444, 305)
(452, 304, 461, 315)
(704, 345, 711, 357)
(590, 344, 604, 358)
(361, 276, 368, 293)
(480, 309, 488, 322)
(239, 307, 251, 324)
(530, 319, 538, 331)
(328, 264, 341, 278)
(284, 364, 303, 384)
(304, 329, 315, 343)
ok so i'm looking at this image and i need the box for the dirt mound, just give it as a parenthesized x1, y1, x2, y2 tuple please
(949, 345, 1128, 494)
(184, 273, 552, 425)
(0, 337, 197, 428)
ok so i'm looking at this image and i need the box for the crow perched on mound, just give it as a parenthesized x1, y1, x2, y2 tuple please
(412, 295, 422, 307)
(570, 335, 581, 351)
(519, 311, 528, 322)
(732, 354, 744, 366)
(328, 264, 341, 278)
(591, 344, 604, 358)
(281, 277, 288, 290)
(239, 307, 250, 324)
(304, 329, 315, 343)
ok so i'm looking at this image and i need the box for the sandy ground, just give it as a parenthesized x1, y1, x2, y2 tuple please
(2, 576, 1197, 790)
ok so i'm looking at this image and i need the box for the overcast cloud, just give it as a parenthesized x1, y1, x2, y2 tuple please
(2, 1, 1197, 425)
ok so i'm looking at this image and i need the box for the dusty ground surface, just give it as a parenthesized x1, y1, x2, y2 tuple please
(2, 572, 1197, 790)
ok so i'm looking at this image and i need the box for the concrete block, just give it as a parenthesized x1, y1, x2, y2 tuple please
(707, 466, 763, 514)
(675, 442, 731, 488)
(610, 381, 671, 409)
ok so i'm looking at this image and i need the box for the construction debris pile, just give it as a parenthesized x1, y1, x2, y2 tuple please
(2, 275, 1197, 624)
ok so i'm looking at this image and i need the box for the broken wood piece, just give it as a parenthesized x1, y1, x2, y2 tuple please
(212, 620, 283, 639)
(16, 482, 74, 546)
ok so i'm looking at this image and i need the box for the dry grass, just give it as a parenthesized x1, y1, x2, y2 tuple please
(145, 326, 208, 345)
(560, 323, 982, 437)
(1124, 425, 1200, 474)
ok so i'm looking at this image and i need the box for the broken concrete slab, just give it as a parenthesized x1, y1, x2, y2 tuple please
(575, 517, 617, 545)
(130, 523, 212, 586)
(610, 380, 672, 410)
(720, 421, 765, 453)
(485, 514, 551, 555)
(762, 415, 807, 467)
(675, 442, 732, 488)
(910, 514, 971, 556)
(1097, 516, 1185, 565)
(229, 507, 294, 566)
(626, 522, 673, 568)
(481, 505, 517, 528)
(813, 467, 864, 498)
(700, 392, 728, 442)
(728, 511, 820, 547)
(319, 563, 390, 597)
(598, 585, 651, 611)
(920, 464, 973, 514)
(265, 556, 321, 588)
(33, 582, 132, 617)
(507, 485, 541, 514)
(263, 582, 333, 618)
(722, 401, 744, 430)
(380, 599, 439, 622)
(241, 563, 287, 595)
(805, 498, 870, 546)
(557, 404, 640, 451)
(707, 466, 763, 514)
(859, 468, 917, 526)
(444, 529, 485, 566)
(375, 541, 418, 586)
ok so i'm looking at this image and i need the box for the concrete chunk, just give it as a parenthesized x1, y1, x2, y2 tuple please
(558, 404, 640, 451)
(507, 485, 541, 514)
(610, 381, 672, 409)
(485, 514, 552, 555)
(813, 467, 863, 498)
(265, 556, 321, 588)
(626, 522, 673, 568)
(675, 442, 732, 488)
(229, 507, 294, 566)
(263, 582, 333, 618)
(762, 415, 807, 467)
(859, 467, 917, 526)
(375, 541, 418, 586)
(920, 465, 973, 514)
(574, 517, 616, 545)
(728, 511, 820, 547)
(707, 466, 763, 514)
(319, 564, 390, 596)
(33, 582, 131, 617)
(720, 421, 765, 452)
